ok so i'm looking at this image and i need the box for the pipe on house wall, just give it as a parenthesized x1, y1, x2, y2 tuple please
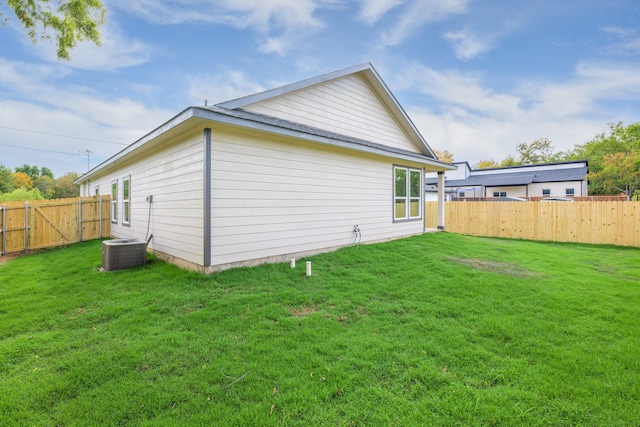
(203, 128, 212, 267)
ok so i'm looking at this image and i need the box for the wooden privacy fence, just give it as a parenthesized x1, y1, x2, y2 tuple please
(426, 201, 640, 247)
(1, 196, 111, 255)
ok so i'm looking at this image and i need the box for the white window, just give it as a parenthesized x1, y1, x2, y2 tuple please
(394, 166, 422, 221)
(565, 188, 575, 197)
(493, 191, 507, 197)
(111, 180, 118, 223)
(95, 185, 99, 197)
(542, 189, 550, 196)
(123, 176, 131, 225)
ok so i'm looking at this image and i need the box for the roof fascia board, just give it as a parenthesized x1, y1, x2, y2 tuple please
(216, 63, 373, 110)
(75, 108, 195, 183)
(471, 160, 588, 174)
(77, 101, 455, 185)
(359, 65, 436, 158)
(533, 179, 586, 184)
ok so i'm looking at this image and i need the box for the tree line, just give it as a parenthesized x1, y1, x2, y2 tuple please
(436, 121, 640, 199)
(0, 164, 79, 202)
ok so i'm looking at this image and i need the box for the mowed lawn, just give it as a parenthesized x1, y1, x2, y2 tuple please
(1, 233, 639, 426)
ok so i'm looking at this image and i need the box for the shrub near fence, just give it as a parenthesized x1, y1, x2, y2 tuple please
(0, 196, 111, 255)
(426, 201, 640, 247)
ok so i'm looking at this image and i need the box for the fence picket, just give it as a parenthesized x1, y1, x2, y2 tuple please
(426, 201, 640, 247)
(0, 196, 110, 255)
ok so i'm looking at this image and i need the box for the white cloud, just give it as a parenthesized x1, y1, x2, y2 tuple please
(358, 0, 405, 25)
(0, 59, 172, 176)
(602, 26, 640, 55)
(117, 0, 323, 31)
(442, 30, 493, 60)
(379, 0, 469, 46)
(0, 61, 71, 91)
(111, 0, 332, 56)
(186, 68, 265, 105)
(26, 21, 156, 71)
(394, 60, 640, 165)
(259, 37, 291, 56)
(397, 63, 520, 116)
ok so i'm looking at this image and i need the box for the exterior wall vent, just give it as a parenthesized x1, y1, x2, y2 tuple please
(102, 238, 148, 271)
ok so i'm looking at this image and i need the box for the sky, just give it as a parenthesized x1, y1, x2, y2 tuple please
(1, 0, 639, 178)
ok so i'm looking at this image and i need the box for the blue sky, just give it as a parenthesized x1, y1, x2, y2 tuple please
(1, 0, 639, 177)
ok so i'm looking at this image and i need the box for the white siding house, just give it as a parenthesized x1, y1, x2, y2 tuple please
(425, 161, 589, 200)
(77, 63, 455, 272)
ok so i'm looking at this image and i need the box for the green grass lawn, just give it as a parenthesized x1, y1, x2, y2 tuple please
(1, 233, 639, 426)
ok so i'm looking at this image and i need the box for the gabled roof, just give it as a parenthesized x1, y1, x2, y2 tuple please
(76, 64, 455, 183)
(217, 62, 437, 159)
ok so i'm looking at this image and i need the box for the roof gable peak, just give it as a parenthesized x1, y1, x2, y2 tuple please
(217, 63, 435, 158)
(216, 63, 374, 110)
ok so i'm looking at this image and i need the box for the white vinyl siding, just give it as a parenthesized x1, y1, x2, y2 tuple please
(529, 182, 586, 198)
(89, 133, 205, 265)
(241, 75, 420, 154)
(209, 126, 425, 267)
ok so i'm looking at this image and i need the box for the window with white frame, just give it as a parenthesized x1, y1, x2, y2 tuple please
(123, 175, 131, 225)
(95, 185, 99, 197)
(565, 188, 575, 197)
(394, 166, 422, 221)
(493, 191, 507, 197)
(542, 189, 550, 196)
(111, 180, 118, 223)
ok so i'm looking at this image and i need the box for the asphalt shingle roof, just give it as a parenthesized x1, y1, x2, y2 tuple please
(203, 105, 440, 163)
(425, 166, 588, 187)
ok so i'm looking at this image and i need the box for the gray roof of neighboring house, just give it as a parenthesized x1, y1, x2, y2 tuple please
(425, 166, 588, 187)
(425, 184, 456, 193)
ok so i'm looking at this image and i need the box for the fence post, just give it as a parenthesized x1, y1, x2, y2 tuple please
(25, 202, 29, 253)
(99, 196, 103, 239)
(78, 198, 83, 242)
(1, 205, 5, 256)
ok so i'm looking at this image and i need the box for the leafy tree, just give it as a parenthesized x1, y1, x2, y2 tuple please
(0, 164, 13, 193)
(0, 188, 44, 202)
(40, 166, 54, 179)
(500, 155, 519, 167)
(434, 149, 454, 163)
(474, 160, 500, 169)
(1, 0, 106, 60)
(12, 171, 33, 189)
(33, 175, 56, 198)
(14, 163, 41, 180)
(578, 122, 640, 196)
(515, 137, 555, 165)
(589, 151, 640, 199)
(52, 172, 79, 198)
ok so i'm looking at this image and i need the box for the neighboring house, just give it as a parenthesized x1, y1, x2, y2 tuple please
(425, 160, 589, 200)
(424, 184, 458, 202)
(76, 63, 455, 272)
